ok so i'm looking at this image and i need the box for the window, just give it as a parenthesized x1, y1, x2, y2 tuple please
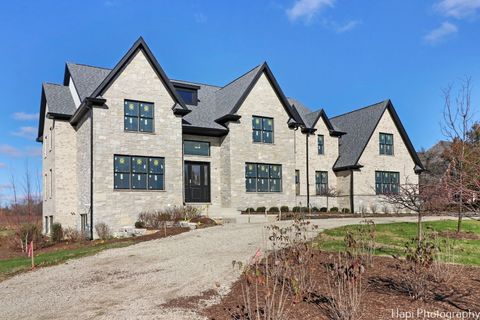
(49, 169, 53, 199)
(295, 170, 300, 196)
(315, 171, 328, 195)
(124, 100, 154, 133)
(114, 155, 164, 190)
(245, 163, 282, 192)
(379, 133, 393, 155)
(80, 214, 88, 235)
(49, 216, 53, 234)
(184, 140, 210, 156)
(176, 88, 197, 105)
(45, 216, 49, 234)
(252, 116, 273, 143)
(375, 171, 399, 194)
(318, 135, 325, 155)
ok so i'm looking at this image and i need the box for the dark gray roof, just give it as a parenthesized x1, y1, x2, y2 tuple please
(43, 83, 76, 115)
(331, 100, 389, 170)
(66, 63, 111, 102)
(288, 97, 313, 125)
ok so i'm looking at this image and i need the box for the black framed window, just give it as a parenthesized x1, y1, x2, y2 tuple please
(318, 135, 325, 155)
(245, 163, 282, 192)
(176, 88, 197, 105)
(252, 116, 273, 143)
(114, 155, 164, 190)
(184, 140, 210, 156)
(315, 171, 328, 195)
(124, 100, 154, 133)
(375, 171, 399, 194)
(379, 133, 393, 155)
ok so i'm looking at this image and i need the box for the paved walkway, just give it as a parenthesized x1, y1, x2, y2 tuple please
(0, 216, 454, 320)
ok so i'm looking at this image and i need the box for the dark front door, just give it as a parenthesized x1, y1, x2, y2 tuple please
(184, 162, 211, 203)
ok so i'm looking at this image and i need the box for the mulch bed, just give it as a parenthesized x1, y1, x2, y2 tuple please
(438, 230, 480, 240)
(202, 252, 480, 320)
(241, 212, 450, 220)
(0, 227, 189, 260)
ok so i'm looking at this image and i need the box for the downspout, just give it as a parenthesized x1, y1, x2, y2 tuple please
(349, 169, 354, 214)
(89, 107, 94, 240)
(305, 133, 310, 209)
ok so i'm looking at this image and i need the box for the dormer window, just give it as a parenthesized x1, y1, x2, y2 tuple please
(173, 83, 199, 106)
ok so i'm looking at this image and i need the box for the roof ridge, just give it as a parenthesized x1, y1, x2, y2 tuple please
(330, 99, 389, 120)
(67, 62, 112, 71)
(43, 82, 66, 87)
(219, 63, 263, 90)
(171, 79, 222, 88)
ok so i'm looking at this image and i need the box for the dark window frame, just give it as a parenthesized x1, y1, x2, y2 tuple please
(379, 132, 394, 155)
(183, 140, 211, 156)
(124, 99, 155, 133)
(318, 135, 325, 155)
(175, 87, 198, 106)
(315, 171, 328, 195)
(113, 154, 165, 191)
(245, 162, 282, 193)
(375, 171, 400, 195)
(252, 116, 274, 144)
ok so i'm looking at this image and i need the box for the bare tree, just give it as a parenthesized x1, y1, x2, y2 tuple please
(381, 181, 443, 242)
(441, 77, 478, 232)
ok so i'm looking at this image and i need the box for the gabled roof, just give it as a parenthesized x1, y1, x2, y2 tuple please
(288, 97, 343, 135)
(64, 63, 110, 102)
(330, 100, 424, 172)
(37, 83, 76, 141)
(214, 63, 304, 125)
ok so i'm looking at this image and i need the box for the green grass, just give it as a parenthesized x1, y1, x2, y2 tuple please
(0, 240, 134, 280)
(315, 219, 480, 266)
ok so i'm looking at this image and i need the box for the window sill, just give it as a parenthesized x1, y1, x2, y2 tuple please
(123, 130, 156, 135)
(184, 154, 211, 158)
(246, 191, 283, 194)
(113, 189, 166, 192)
(252, 142, 275, 145)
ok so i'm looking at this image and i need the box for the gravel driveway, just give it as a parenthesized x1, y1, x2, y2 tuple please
(0, 216, 453, 320)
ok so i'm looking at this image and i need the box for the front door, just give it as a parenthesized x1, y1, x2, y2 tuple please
(184, 162, 211, 203)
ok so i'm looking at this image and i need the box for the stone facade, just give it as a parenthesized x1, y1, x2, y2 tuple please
(40, 46, 421, 237)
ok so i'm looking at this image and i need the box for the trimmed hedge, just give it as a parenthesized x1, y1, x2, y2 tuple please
(320, 207, 328, 212)
(341, 208, 350, 213)
(268, 206, 279, 213)
(256, 206, 266, 213)
(51, 223, 63, 242)
(280, 206, 289, 212)
(330, 207, 339, 212)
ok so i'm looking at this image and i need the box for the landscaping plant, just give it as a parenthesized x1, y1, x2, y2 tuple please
(95, 222, 111, 240)
(51, 223, 63, 242)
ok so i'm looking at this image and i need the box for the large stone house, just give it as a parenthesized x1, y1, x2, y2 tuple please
(37, 37, 424, 237)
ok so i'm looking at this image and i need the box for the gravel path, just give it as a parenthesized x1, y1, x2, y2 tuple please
(0, 216, 454, 320)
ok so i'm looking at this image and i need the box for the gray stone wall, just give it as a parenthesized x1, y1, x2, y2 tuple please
(41, 115, 54, 233)
(75, 113, 92, 231)
(225, 73, 297, 210)
(92, 49, 184, 234)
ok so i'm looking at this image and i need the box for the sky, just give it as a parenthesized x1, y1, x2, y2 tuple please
(0, 0, 479, 204)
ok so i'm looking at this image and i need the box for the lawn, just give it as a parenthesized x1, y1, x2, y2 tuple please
(315, 219, 480, 266)
(0, 241, 134, 281)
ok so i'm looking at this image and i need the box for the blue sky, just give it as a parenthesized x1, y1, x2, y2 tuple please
(0, 0, 479, 203)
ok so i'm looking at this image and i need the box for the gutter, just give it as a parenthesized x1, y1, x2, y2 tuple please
(350, 169, 354, 214)
(305, 132, 310, 210)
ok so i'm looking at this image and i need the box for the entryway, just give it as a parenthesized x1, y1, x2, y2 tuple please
(184, 161, 211, 203)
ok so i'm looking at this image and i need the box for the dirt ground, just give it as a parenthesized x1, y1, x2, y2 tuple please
(203, 252, 480, 320)
(0, 216, 458, 320)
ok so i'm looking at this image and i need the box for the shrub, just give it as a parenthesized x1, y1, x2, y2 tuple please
(63, 227, 86, 242)
(268, 206, 279, 213)
(382, 205, 390, 214)
(311, 207, 319, 212)
(280, 206, 289, 213)
(95, 222, 111, 240)
(12, 223, 44, 250)
(320, 207, 328, 212)
(138, 211, 171, 229)
(256, 206, 266, 213)
(134, 221, 145, 228)
(369, 203, 378, 214)
(301, 206, 308, 213)
(292, 206, 301, 212)
(51, 223, 63, 242)
(246, 207, 255, 213)
(330, 207, 339, 212)
(342, 208, 350, 213)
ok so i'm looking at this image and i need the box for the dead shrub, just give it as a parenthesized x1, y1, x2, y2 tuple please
(324, 253, 364, 320)
(9, 222, 45, 251)
(95, 222, 111, 240)
(369, 203, 377, 214)
(429, 231, 458, 284)
(344, 220, 376, 267)
(63, 227, 87, 242)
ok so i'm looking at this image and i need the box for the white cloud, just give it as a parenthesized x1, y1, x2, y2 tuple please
(435, 0, 480, 18)
(286, 0, 335, 22)
(12, 112, 38, 121)
(11, 126, 37, 139)
(335, 20, 361, 33)
(424, 22, 458, 44)
(0, 144, 41, 157)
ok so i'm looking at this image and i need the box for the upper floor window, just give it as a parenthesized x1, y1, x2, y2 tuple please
(315, 171, 328, 195)
(379, 133, 393, 155)
(114, 155, 164, 190)
(245, 163, 282, 192)
(375, 171, 399, 194)
(184, 140, 210, 156)
(252, 116, 273, 144)
(318, 135, 325, 155)
(124, 100, 154, 133)
(176, 88, 197, 105)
